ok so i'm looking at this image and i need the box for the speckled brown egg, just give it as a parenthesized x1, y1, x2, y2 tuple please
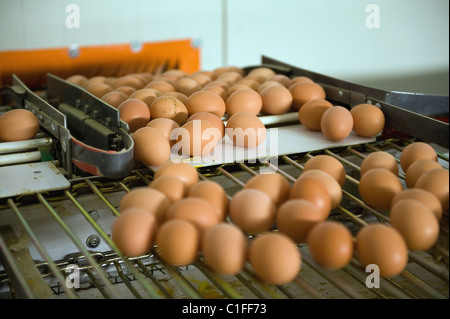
(149, 96, 188, 125)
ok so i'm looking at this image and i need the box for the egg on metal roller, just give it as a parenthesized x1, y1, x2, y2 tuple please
(0, 109, 40, 142)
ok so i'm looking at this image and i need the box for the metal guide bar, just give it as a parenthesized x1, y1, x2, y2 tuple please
(0, 140, 448, 299)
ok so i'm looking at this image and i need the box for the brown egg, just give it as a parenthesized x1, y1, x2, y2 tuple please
(186, 90, 226, 117)
(289, 176, 332, 220)
(114, 86, 137, 96)
(415, 168, 449, 211)
(188, 180, 229, 221)
(212, 66, 244, 79)
(149, 96, 188, 125)
(187, 112, 225, 138)
(189, 73, 212, 87)
(119, 187, 170, 224)
(129, 88, 161, 107)
(247, 67, 276, 83)
(86, 82, 113, 98)
(118, 98, 151, 132)
(160, 69, 186, 82)
(350, 103, 385, 137)
(356, 223, 408, 277)
(390, 199, 439, 251)
(257, 80, 283, 94)
(405, 158, 442, 188)
(155, 219, 199, 266)
(145, 80, 176, 93)
(149, 175, 186, 203)
(244, 173, 291, 207)
(165, 197, 219, 233)
(145, 118, 180, 146)
(359, 168, 403, 209)
(225, 89, 263, 115)
(175, 119, 221, 157)
(227, 84, 252, 97)
(307, 221, 354, 269)
(392, 189, 443, 221)
(320, 106, 354, 141)
(399, 142, 438, 173)
(276, 199, 324, 243)
(111, 207, 157, 257)
(202, 223, 248, 275)
(205, 80, 231, 92)
(113, 75, 145, 90)
(161, 91, 189, 105)
(225, 112, 266, 148)
(260, 85, 293, 115)
(133, 72, 153, 85)
(132, 127, 171, 167)
(154, 161, 199, 192)
(267, 74, 291, 87)
(299, 170, 342, 209)
(86, 76, 107, 86)
(236, 78, 260, 91)
(201, 85, 227, 101)
(303, 155, 346, 186)
(298, 99, 333, 131)
(249, 232, 301, 285)
(174, 77, 202, 96)
(217, 71, 244, 85)
(0, 109, 40, 142)
(360, 151, 399, 176)
(229, 189, 276, 235)
(289, 82, 326, 111)
(101, 91, 128, 108)
(288, 76, 314, 88)
(66, 74, 88, 87)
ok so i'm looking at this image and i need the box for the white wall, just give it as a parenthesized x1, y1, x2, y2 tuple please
(0, 0, 448, 93)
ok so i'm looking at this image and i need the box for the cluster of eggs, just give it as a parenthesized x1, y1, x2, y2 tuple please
(66, 65, 385, 169)
(111, 142, 447, 285)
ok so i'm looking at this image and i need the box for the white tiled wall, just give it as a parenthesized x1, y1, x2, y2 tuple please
(0, 0, 448, 93)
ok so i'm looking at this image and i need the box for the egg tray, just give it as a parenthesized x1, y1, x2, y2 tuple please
(0, 137, 448, 299)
